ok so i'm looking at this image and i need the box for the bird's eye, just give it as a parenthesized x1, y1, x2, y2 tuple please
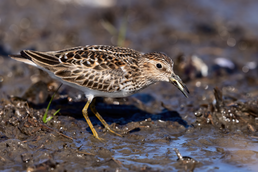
(156, 63, 162, 69)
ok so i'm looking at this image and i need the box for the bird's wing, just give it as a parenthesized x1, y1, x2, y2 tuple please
(10, 45, 142, 92)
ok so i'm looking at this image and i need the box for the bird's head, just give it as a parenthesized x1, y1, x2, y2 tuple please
(139, 52, 189, 97)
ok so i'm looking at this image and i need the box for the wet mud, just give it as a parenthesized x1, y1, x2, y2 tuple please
(1, 0, 258, 171)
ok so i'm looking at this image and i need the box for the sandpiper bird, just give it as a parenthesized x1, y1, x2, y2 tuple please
(9, 45, 189, 140)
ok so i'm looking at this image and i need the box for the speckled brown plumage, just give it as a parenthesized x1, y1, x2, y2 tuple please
(10, 45, 189, 140)
(22, 46, 142, 93)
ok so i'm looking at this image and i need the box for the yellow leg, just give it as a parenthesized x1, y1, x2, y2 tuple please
(82, 96, 104, 141)
(90, 98, 122, 137)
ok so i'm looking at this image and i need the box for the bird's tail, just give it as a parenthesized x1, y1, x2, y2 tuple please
(9, 50, 37, 66)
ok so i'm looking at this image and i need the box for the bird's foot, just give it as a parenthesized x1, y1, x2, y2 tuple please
(105, 127, 122, 137)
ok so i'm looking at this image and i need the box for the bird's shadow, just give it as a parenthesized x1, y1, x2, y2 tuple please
(27, 96, 188, 134)
(56, 99, 189, 130)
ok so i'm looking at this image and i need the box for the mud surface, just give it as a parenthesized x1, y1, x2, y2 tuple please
(1, 0, 258, 171)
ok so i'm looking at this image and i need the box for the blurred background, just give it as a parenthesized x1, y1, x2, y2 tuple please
(1, 0, 258, 53)
(0, 0, 258, 171)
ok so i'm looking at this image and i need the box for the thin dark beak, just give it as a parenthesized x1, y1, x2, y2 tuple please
(169, 75, 189, 98)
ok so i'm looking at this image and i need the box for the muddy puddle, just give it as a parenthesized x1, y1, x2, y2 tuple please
(0, 0, 258, 171)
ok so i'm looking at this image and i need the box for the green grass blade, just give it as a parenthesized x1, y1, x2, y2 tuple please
(45, 108, 61, 123)
(42, 84, 62, 123)
(100, 20, 117, 36)
(117, 15, 127, 47)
